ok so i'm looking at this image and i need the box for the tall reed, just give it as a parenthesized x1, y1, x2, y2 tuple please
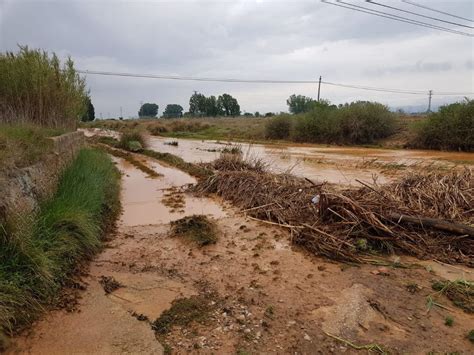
(0, 46, 87, 130)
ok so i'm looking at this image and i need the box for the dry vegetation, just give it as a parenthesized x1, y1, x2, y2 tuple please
(194, 153, 474, 265)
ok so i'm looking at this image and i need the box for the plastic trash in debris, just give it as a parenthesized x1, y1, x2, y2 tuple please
(311, 195, 320, 204)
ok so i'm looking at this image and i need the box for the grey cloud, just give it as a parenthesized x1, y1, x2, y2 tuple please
(1, 0, 472, 116)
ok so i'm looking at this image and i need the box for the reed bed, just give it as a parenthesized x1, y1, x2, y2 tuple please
(195, 154, 474, 265)
(0, 46, 87, 129)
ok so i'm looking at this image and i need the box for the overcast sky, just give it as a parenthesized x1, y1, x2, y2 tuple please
(1, 0, 473, 117)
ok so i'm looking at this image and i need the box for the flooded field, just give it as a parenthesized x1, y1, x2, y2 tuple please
(149, 136, 473, 185)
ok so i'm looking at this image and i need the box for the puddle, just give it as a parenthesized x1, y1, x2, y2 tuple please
(115, 156, 226, 227)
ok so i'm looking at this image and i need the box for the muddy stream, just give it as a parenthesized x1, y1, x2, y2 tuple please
(9, 138, 474, 354)
(148, 136, 473, 185)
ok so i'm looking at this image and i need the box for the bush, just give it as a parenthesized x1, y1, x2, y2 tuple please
(410, 99, 474, 151)
(292, 106, 337, 142)
(335, 101, 396, 144)
(0, 149, 120, 338)
(292, 101, 396, 144)
(118, 130, 147, 151)
(265, 114, 292, 139)
(0, 46, 88, 129)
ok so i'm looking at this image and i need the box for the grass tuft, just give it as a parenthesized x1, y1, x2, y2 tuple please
(152, 295, 214, 334)
(170, 215, 218, 247)
(118, 130, 147, 151)
(432, 280, 474, 313)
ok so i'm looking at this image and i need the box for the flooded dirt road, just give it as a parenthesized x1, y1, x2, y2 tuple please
(10, 150, 474, 354)
(149, 136, 474, 185)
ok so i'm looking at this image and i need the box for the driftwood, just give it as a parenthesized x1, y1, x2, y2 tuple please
(387, 213, 474, 237)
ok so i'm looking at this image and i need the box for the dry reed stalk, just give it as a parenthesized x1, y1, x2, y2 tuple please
(195, 153, 473, 265)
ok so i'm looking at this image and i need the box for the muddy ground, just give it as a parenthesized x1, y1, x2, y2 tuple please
(8, 143, 474, 354)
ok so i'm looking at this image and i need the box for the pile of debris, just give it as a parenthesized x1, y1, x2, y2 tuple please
(195, 154, 474, 265)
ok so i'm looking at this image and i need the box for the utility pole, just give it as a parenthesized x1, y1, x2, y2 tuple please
(317, 76, 322, 102)
(427, 90, 433, 112)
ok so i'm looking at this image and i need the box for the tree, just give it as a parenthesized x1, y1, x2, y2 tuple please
(204, 96, 221, 116)
(189, 92, 207, 116)
(286, 94, 315, 114)
(138, 103, 159, 118)
(81, 96, 95, 122)
(162, 104, 184, 118)
(217, 93, 240, 116)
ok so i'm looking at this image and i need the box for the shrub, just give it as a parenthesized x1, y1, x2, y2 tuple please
(292, 101, 396, 144)
(292, 106, 337, 142)
(0, 149, 120, 338)
(0, 46, 88, 129)
(118, 130, 147, 151)
(265, 114, 292, 139)
(335, 101, 397, 144)
(410, 99, 473, 151)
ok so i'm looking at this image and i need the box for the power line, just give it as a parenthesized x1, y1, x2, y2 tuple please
(321, 0, 473, 37)
(401, 0, 474, 23)
(367, 0, 474, 29)
(77, 69, 474, 96)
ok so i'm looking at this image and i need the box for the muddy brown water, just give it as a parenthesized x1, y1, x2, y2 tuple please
(10, 150, 474, 354)
(148, 136, 473, 185)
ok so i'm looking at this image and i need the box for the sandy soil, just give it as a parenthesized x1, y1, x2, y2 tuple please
(9, 151, 474, 354)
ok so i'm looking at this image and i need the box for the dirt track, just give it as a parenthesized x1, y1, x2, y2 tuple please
(9, 149, 474, 354)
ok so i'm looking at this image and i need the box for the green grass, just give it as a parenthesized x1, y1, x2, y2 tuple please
(0, 148, 120, 342)
(0, 124, 65, 171)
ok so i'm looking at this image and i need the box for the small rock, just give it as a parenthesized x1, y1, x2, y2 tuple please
(244, 328, 251, 334)
(304, 333, 312, 341)
(287, 320, 296, 326)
